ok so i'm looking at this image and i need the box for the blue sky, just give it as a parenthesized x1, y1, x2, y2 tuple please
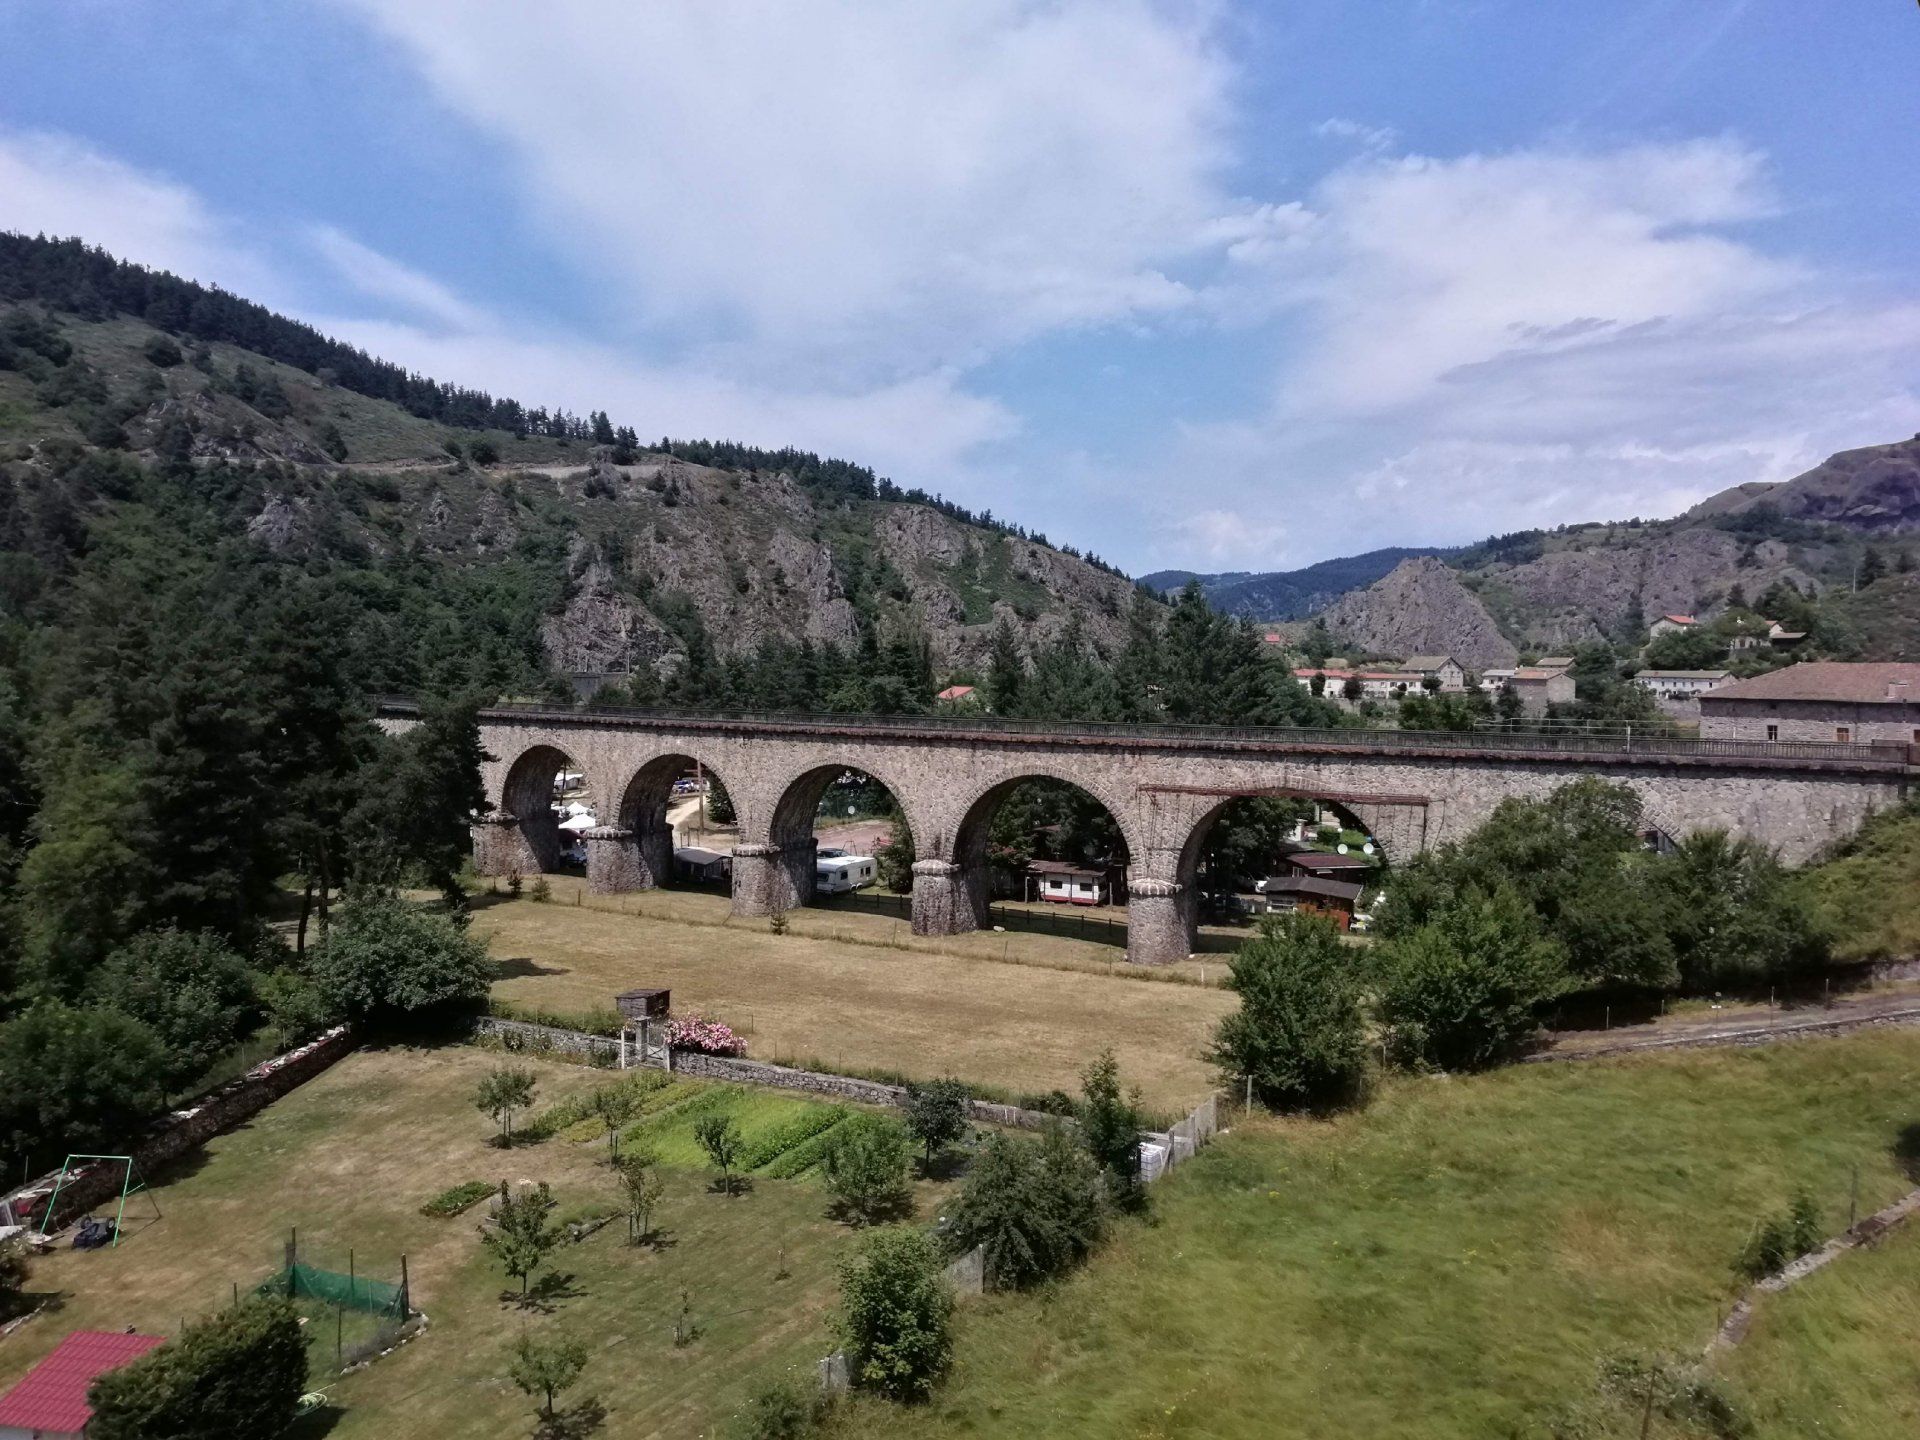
(2, 0, 1916, 574)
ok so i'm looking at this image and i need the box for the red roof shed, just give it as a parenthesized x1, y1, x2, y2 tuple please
(0, 1329, 165, 1438)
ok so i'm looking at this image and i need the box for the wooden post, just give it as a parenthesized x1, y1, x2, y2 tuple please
(400, 1254, 411, 1316)
(349, 1248, 356, 1309)
(336, 1305, 343, 1370)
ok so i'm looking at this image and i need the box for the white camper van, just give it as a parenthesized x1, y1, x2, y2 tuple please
(815, 854, 877, 894)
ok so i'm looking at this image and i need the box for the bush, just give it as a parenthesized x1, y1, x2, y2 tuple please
(253, 967, 340, 1048)
(97, 928, 256, 1090)
(530, 876, 552, 903)
(306, 892, 490, 1029)
(943, 1124, 1103, 1290)
(0, 1234, 27, 1319)
(88, 1296, 307, 1440)
(1077, 1049, 1144, 1210)
(1376, 888, 1566, 1072)
(1734, 1190, 1824, 1281)
(667, 1013, 746, 1055)
(822, 1114, 913, 1224)
(142, 334, 184, 367)
(835, 1226, 953, 1403)
(421, 1180, 496, 1218)
(728, 1376, 826, 1440)
(0, 999, 170, 1160)
(1210, 912, 1370, 1110)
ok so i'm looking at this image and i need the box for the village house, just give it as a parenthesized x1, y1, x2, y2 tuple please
(1292, 667, 1416, 706)
(1394, 654, 1467, 692)
(1649, 613, 1698, 638)
(1027, 859, 1109, 905)
(1634, 668, 1732, 720)
(1697, 662, 1920, 745)
(1509, 665, 1576, 717)
(934, 684, 978, 705)
(1262, 874, 1364, 929)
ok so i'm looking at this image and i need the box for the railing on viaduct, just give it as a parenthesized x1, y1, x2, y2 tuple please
(375, 698, 1918, 773)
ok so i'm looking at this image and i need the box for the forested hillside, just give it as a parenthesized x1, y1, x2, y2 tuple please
(0, 235, 1145, 683)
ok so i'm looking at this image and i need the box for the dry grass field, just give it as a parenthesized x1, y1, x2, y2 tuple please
(472, 881, 1236, 1112)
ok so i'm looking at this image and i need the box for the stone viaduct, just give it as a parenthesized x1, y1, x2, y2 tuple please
(376, 702, 1914, 967)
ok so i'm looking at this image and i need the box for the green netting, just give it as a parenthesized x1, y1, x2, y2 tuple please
(256, 1262, 407, 1318)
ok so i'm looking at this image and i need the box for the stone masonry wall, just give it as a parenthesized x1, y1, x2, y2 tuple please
(422, 707, 1910, 963)
(3, 1027, 355, 1232)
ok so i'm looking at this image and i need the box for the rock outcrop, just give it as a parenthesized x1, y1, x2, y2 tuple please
(1321, 557, 1518, 670)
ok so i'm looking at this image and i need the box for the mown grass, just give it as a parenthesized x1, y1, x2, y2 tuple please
(0, 1045, 956, 1440)
(472, 881, 1234, 1111)
(832, 1028, 1920, 1440)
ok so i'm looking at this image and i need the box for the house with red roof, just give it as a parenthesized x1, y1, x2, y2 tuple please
(1648, 613, 1698, 637)
(0, 1329, 164, 1439)
(933, 684, 977, 705)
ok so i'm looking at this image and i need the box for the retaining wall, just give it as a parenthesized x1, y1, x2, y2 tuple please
(3, 1027, 356, 1232)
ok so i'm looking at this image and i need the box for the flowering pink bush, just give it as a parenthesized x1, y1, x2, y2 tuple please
(665, 1013, 746, 1056)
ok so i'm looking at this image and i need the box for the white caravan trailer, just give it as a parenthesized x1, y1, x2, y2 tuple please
(815, 854, 877, 894)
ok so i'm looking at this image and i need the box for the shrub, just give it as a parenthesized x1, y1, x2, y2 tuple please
(667, 1013, 746, 1056)
(421, 1180, 496, 1218)
(0, 999, 170, 1160)
(944, 1124, 1103, 1291)
(901, 1079, 969, 1171)
(96, 928, 257, 1089)
(1734, 1190, 1824, 1281)
(1210, 912, 1370, 1110)
(729, 1375, 825, 1440)
(0, 1234, 27, 1319)
(835, 1226, 953, 1403)
(253, 967, 339, 1048)
(307, 892, 491, 1029)
(1376, 888, 1566, 1072)
(88, 1296, 307, 1440)
(530, 876, 552, 903)
(822, 1114, 913, 1224)
(142, 334, 183, 367)
(1077, 1049, 1144, 1210)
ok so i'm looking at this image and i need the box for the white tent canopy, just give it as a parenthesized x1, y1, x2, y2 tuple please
(558, 812, 598, 833)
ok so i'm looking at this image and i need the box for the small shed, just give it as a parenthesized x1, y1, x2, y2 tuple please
(616, 988, 671, 1022)
(1028, 859, 1107, 906)
(673, 846, 731, 884)
(1283, 851, 1375, 877)
(1263, 875, 1365, 929)
(0, 1330, 166, 1440)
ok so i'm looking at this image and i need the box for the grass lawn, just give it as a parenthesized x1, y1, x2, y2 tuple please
(825, 1027, 1920, 1440)
(473, 882, 1236, 1112)
(1720, 1219, 1920, 1436)
(0, 1045, 955, 1440)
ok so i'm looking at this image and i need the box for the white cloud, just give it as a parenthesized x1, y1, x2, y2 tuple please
(0, 130, 275, 298)
(1169, 507, 1292, 568)
(329, 0, 1237, 379)
(1145, 136, 1920, 566)
(308, 225, 492, 332)
(1314, 117, 1399, 152)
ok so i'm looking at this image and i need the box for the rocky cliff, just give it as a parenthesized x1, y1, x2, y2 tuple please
(1685, 437, 1920, 532)
(0, 302, 1142, 681)
(1319, 557, 1518, 669)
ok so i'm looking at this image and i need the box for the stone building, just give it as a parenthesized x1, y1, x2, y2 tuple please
(1396, 655, 1466, 692)
(1635, 668, 1732, 722)
(1510, 665, 1576, 717)
(1698, 662, 1920, 745)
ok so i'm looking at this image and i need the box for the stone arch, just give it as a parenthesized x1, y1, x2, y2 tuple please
(943, 768, 1142, 935)
(478, 742, 590, 875)
(583, 749, 742, 895)
(1171, 792, 1388, 949)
